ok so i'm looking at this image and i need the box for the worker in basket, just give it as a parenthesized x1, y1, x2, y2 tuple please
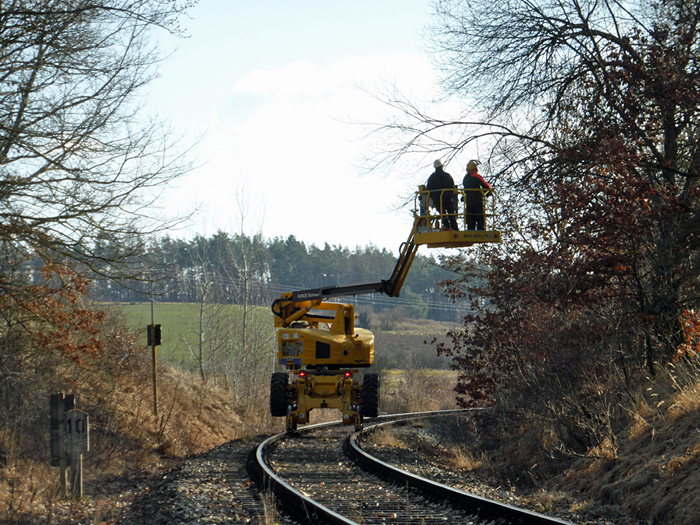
(462, 160, 492, 231)
(426, 159, 458, 231)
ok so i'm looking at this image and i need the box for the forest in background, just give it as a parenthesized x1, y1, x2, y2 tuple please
(89, 232, 472, 323)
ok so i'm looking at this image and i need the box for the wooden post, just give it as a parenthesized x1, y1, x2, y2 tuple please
(146, 280, 163, 419)
(152, 333, 158, 417)
(50, 393, 72, 498)
(71, 454, 83, 499)
(64, 409, 89, 499)
(58, 401, 67, 498)
(151, 296, 158, 417)
(146, 308, 163, 418)
(51, 395, 89, 500)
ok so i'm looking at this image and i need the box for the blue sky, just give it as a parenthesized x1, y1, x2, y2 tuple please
(148, 0, 454, 252)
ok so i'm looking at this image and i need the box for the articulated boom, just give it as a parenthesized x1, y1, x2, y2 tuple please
(269, 185, 501, 432)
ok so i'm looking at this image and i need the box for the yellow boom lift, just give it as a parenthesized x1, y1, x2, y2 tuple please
(270, 185, 501, 431)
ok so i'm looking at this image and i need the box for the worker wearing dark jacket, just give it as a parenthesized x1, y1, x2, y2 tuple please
(426, 160, 458, 230)
(462, 160, 492, 230)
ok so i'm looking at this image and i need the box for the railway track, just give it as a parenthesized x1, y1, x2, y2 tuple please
(249, 411, 576, 525)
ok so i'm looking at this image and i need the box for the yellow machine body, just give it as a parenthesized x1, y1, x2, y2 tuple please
(275, 302, 374, 369)
(269, 185, 502, 432)
(285, 371, 362, 429)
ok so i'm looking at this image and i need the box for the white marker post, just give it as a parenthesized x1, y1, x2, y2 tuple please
(64, 410, 89, 498)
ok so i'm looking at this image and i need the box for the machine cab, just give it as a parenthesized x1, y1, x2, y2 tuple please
(276, 301, 375, 369)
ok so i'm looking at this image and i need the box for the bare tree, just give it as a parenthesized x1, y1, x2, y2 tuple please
(0, 0, 196, 273)
(216, 192, 275, 409)
(374, 0, 700, 359)
(375, 1, 700, 182)
(177, 218, 275, 400)
(178, 236, 228, 383)
(222, 235, 275, 409)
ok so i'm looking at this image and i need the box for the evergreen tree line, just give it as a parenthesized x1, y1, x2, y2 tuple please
(90, 231, 468, 321)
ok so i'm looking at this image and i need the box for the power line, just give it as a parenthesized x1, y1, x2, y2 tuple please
(200, 274, 468, 314)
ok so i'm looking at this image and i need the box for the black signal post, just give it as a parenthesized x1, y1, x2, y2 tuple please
(147, 323, 161, 416)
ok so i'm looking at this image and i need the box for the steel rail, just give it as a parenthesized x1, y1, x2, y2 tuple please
(250, 411, 463, 524)
(251, 410, 575, 525)
(347, 418, 576, 525)
(250, 419, 354, 524)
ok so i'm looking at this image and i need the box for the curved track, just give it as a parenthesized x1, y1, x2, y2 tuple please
(249, 411, 576, 525)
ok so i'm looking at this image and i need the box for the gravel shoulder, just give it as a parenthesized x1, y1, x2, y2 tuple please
(357, 418, 627, 525)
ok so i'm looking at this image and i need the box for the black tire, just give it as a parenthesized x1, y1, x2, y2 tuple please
(270, 373, 289, 417)
(361, 373, 380, 418)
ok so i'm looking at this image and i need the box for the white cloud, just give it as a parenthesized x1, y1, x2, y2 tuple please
(233, 54, 436, 109)
(166, 53, 441, 251)
(143, 0, 472, 256)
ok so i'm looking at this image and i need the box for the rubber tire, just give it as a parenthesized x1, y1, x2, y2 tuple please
(362, 373, 380, 418)
(270, 373, 289, 417)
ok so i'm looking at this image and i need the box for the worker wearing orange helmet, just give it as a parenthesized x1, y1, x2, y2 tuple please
(462, 160, 492, 230)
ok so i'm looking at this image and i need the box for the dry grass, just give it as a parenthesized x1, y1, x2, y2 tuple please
(261, 490, 280, 525)
(551, 368, 700, 524)
(399, 362, 700, 525)
(378, 317, 455, 334)
(449, 447, 485, 471)
(379, 368, 460, 414)
(371, 427, 404, 448)
(0, 359, 279, 523)
(668, 380, 700, 419)
(3, 307, 698, 525)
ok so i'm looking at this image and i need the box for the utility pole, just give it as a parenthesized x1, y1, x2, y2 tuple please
(147, 282, 161, 417)
(151, 298, 158, 417)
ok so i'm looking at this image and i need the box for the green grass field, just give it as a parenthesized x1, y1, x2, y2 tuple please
(105, 302, 453, 372)
(107, 302, 273, 366)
